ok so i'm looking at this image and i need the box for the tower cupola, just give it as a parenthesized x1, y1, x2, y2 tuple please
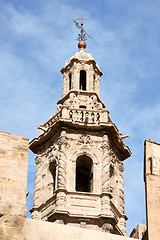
(61, 48, 103, 97)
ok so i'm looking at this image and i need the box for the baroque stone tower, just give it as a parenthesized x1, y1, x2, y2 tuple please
(29, 34, 131, 235)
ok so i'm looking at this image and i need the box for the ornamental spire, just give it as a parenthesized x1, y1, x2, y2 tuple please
(73, 15, 92, 49)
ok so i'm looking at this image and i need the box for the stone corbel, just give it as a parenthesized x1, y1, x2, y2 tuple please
(37, 125, 47, 135)
(118, 132, 129, 139)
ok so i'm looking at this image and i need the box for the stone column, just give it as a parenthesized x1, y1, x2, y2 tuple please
(87, 65, 92, 91)
(73, 64, 78, 90)
(32, 155, 42, 220)
(101, 136, 112, 193)
(57, 157, 66, 189)
(100, 193, 112, 215)
(96, 75, 100, 96)
(62, 72, 67, 97)
(33, 156, 42, 208)
(55, 190, 67, 211)
(119, 214, 128, 236)
(57, 131, 68, 190)
(102, 154, 110, 192)
(118, 163, 125, 213)
(101, 193, 114, 233)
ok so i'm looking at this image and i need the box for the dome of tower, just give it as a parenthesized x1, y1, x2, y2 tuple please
(64, 49, 94, 67)
(61, 48, 103, 76)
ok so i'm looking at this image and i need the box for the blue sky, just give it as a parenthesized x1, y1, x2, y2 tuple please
(1, 0, 160, 235)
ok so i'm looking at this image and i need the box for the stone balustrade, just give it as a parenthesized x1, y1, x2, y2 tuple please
(39, 107, 109, 135)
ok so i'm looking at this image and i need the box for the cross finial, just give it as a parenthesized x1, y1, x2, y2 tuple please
(73, 16, 92, 46)
(75, 15, 88, 25)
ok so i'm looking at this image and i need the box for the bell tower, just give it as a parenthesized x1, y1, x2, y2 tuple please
(29, 19, 131, 236)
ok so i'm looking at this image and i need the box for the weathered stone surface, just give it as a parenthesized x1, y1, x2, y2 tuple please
(144, 139, 160, 240)
(25, 218, 135, 240)
(0, 131, 29, 240)
(130, 224, 146, 239)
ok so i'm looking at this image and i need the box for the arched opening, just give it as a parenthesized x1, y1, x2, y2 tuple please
(76, 155, 93, 192)
(69, 73, 72, 90)
(79, 70, 86, 91)
(49, 161, 56, 193)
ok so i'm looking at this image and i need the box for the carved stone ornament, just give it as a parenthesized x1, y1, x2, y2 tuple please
(78, 95, 88, 103)
(45, 144, 57, 159)
(102, 223, 114, 233)
(35, 156, 43, 165)
(99, 141, 111, 152)
(78, 134, 92, 146)
(105, 186, 113, 193)
(79, 52, 89, 59)
(67, 93, 77, 107)
(57, 104, 62, 112)
(32, 210, 39, 220)
(57, 137, 70, 151)
(49, 155, 58, 165)
(119, 164, 124, 172)
(109, 148, 118, 164)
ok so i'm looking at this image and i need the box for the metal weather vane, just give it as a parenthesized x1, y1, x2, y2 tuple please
(73, 15, 92, 41)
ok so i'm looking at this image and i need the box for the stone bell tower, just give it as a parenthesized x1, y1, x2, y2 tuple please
(29, 20, 131, 236)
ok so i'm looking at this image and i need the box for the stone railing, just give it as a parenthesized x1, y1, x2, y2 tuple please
(45, 111, 62, 129)
(67, 108, 109, 124)
(38, 106, 110, 135)
(38, 111, 62, 135)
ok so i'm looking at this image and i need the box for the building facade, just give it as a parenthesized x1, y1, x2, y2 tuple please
(144, 139, 160, 240)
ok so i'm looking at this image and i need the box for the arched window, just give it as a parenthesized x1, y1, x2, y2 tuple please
(79, 70, 86, 91)
(69, 73, 72, 90)
(49, 161, 56, 193)
(76, 155, 93, 192)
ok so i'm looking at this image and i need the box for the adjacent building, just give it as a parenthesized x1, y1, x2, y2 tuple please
(144, 139, 160, 240)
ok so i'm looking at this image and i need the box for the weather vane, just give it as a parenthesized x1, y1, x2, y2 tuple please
(73, 15, 92, 49)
